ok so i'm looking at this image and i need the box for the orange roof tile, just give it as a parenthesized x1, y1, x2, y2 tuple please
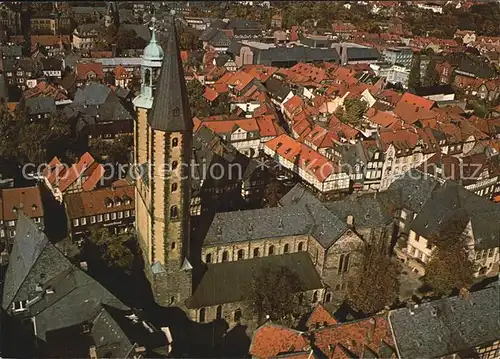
(198, 118, 260, 134)
(0, 186, 44, 221)
(398, 92, 435, 111)
(368, 110, 399, 128)
(265, 134, 339, 182)
(306, 303, 338, 331)
(249, 324, 309, 358)
(257, 115, 281, 137)
(203, 87, 219, 102)
(76, 62, 104, 80)
(284, 95, 304, 116)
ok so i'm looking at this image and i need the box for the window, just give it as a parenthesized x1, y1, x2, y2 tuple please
(222, 251, 229, 262)
(237, 249, 244, 260)
(325, 293, 332, 302)
(268, 245, 275, 255)
(284, 243, 289, 253)
(118, 211, 123, 219)
(12, 300, 27, 312)
(253, 247, 260, 257)
(7, 220, 15, 227)
(171, 161, 178, 170)
(234, 309, 242, 322)
(312, 290, 318, 303)
(104, 213, 110, 221)
(90, 216, 96, 224)
(34, 217, 41, 223)
(171, 242, 176, 250)
(0, 229, 4, 238)
(216, 305, 223, 320)
(338, 254, 345, 275)
(81, 217, 87, 225)
(487, 248, 493, 257)
(170, 206, 178, 219)
(97, 214, 103, 222)
(298, 242, 304, 251)
(10, 230, 16, 237)
(73, 219, 79, 227)
(199, 308, 205, 323)
(400, 210, 407, 220)
(205, 253, 212, 263)
(124, 211, 130, 218)
(172, 138, 179, 147)
(343, 254, 350, 273)
(111, 212, 116, 220)
(171, 183, 178, 192)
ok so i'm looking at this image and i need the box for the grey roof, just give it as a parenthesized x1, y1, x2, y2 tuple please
(199, 27, 219, 42)
(186, 252, 323, 308)
(215, 54, 231, 67)
(204, 204, 314, 246)
(410, 180, 500, 249)
(122, 24, 151, 42)
(24, 97, 56, 115)
(389, 282, 500, 358)
(346, 47, 380, 61)
(2, 214, 129, 345)
(208, 30, 231, 47)
(91, 307, 134, 358)
(326, 193, 394, 229)
(148, 16, 192, 132)
(0, 44, 22, 58)
(279, 183, 321, 207)
(226, 19, 260, 30)
(40, 57, 63, 71)
(255, 47, 340, 65)
(306, 203, 348, 248)
(73, 82, 111, 106)
(264, 77, 292, 102)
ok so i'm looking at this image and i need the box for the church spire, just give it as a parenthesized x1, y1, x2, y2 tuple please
(148, 13, 192, 133)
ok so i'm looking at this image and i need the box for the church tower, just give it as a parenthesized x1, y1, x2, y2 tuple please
(133, 15, 193, 308)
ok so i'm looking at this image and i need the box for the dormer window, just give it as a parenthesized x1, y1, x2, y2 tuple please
(123, 196, 131, 205)
(114, 197, 121, 207)
(105, 197, 113, 208)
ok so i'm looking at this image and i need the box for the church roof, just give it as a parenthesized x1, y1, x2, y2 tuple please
(148, 15, 192, 132)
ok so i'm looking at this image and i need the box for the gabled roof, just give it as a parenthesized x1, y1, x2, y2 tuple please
(148, 16, 192, 132)
(389, 283, 500, 358)
(250, 323, 309, 358)
(0, 186, 44, 222)
(186, 252, 323, 309)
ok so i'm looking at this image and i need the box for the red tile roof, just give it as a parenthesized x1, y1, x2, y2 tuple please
(368, 110, 399, 128)
(265, 134, 339, 182)
(203, 87, 219, 102)
(0, 186, 44, 221)
(31, 35, 70, 47)
(313, 316, 395, 359)
(249, 324, 309, 358)
(76, 62, 105, 80)
(197, 118, 260, 134)
(23, 81, 69, 101)
(379, 128, 420, 151)
(64, 184, 134, 219)
(306, 303, 338, 331)
(257, 115, 282, 137)
(398, 92, 435, 111)
(284, 95, 304, 117)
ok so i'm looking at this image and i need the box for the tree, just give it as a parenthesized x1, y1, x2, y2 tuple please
(424, 217, 475, 295)
(336, 98, 367, 126)
(408, 53, 422, 90)
(90, 134, 132, 164)
(186, 79, 210, 117)
(348, 236, 401, 314)
(247, 264, 307, 325)
(423, 56, 440, 87)
(88, 227, 135, 274)
(209, 93, 230, 116)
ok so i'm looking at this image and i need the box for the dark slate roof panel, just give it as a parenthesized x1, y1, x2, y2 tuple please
(148, 17, 193, 132)
(346, 47, 380, 61)
(306, 203, 348, 248)
(279, 183, 321, 207)
(186, 252, 323, 308)
(389, 283, 500, 359)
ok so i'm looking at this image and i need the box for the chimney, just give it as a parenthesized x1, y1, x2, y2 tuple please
(89, 345, 97, 359)
(459, 287, 470, 300)
(347, 215, 354, 226)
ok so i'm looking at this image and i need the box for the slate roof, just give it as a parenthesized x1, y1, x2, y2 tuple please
(325, 193, 394, 229)
(410, 180, 500, 249)
(148, 16, 192, 132)
(254, 47, 340, 66)
(186, 252, 323, 308)
(24, 97, 56, 115)
(346, 47, 380, 61)
(279, 183, 321, 207)
(2, 214, 134, 356)
(389, 283, 500, 358)
(306, 203, 348, 248)
(414, 84, 455, 97)
(264, 77, 292, 102)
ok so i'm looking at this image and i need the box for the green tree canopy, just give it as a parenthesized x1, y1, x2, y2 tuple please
(336, 98, 368, 126)
(423, 56, 440, 87)
(408, 54, 422, 91)
(348, 237, 401, 314)
(247, 264, 307, 325)
(88, 227, 135, 274)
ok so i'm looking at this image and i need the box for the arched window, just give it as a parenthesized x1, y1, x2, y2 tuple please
(312, 290, 318, 303)
(170, 206, 178, 219)
(298, 242, 304, 251)
(268, 245, 275, 255)
(253, 247, 260, 258)
(326, 293, 332, 302)
(172, 137, 178, 147)
(234, 309, 242, 322)
(205, 253, 212, 263)
(237, 249, 244, 260)
(173, 107, 180, 116)
(199, 308, 206, 323)
(216, 305, 223, 320)
(171, 183, 178, 192)
(338, 254, 345, 275)
(222, 251, 229, 262)
(171, 242, 176, 250)
(171, 161, 178, 170)
(144, 69, 151, 85)
(343, 254, 350, 273)
(284, 243, 289, 253)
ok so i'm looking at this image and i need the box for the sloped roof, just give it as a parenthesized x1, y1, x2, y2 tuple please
(148, 16, 192, 132)
(186, 252, 323, 308)
(389, 283, 500, 358)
